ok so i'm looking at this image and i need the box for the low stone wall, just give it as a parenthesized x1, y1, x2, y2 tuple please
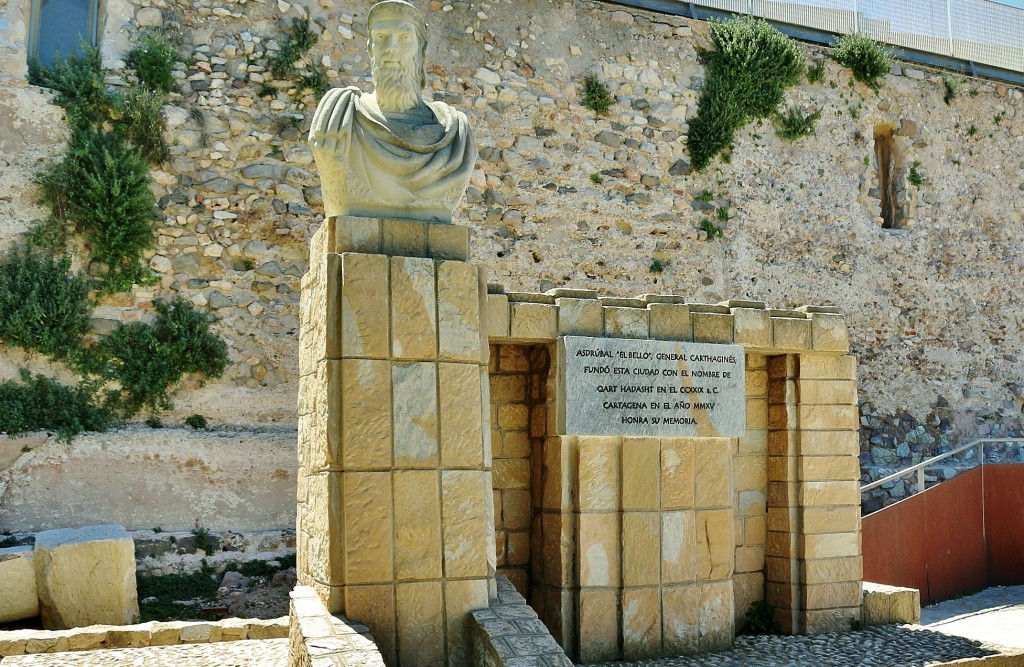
(0, 427, 296, 533)
(288, 586, 384, 667)
(0, 617, 288, 657)
(470, 576, 572, 667)
(862, 582, 921, 626)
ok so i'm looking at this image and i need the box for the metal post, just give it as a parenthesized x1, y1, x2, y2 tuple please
(947, 0, 955, 57)
(917, 467, 925, 494)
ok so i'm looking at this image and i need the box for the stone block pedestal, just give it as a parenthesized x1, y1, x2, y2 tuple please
(296, 216, 494, 667)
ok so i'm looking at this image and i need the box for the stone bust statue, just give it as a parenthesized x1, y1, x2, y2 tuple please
(309, 0, 476, 223)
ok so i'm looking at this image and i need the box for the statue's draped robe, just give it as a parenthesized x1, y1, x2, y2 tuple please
(310, 87, 476, 222)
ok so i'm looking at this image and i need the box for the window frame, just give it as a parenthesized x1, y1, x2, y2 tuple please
(27, 0, 101, 65)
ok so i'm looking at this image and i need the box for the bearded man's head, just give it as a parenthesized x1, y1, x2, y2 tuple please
(367, 1, 428, 113)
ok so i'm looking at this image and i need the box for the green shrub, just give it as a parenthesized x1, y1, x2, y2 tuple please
(125, 32, 178, 94)
(299, 63, 329, 100)
(807, 59, 825, 83)
(775, 106, 822, 140)
(38, 124, 157, 286)
(185, 414, 209, 430)
(908, 161, 925, 187)
(699, 218, 723, 239)
(832, 33, 892, 91)
(136, 565, 219, 622)
(941, 74, 962, 105)
(113, 84, 170, 163)
(581, 74, 613, 117)
(27, 44, 112, 124)
(91, 299, 228, 417)
(0, 369, 113, 442)
(0, 245, 92, 361)
(687, 17, 805, 170)
(269, 17, 318, 80)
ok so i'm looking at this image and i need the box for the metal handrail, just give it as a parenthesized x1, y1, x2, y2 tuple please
(861, 437, 1024, 495)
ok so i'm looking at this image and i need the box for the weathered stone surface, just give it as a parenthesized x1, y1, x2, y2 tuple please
(441, 471, 490, 578)
(391, 362, 439, 467)
(393, 470, 441, 580)
(439, 363, 485, 468)
(343, 472, 393, 584)
(34, 524, 139, 629)
(340, 358, 392, 469)
(390, 257, 437, 360)
(395, 581, 444, 667)
(0, 546, 38, 624)
(438, 261, 483, 361)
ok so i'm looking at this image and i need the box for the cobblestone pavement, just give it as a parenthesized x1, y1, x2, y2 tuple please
(921, 585, 1024, 650)
(0, 639, 288, 666)
(586, 625, 1007, 666)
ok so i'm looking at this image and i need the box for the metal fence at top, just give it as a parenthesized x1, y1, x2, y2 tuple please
(647, 0, 1024, 75)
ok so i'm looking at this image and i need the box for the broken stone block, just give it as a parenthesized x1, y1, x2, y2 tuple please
(34, 524, 140, 629)
(0, 546, 39, 623)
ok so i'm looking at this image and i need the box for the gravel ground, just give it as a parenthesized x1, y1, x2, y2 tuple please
(585, 625, 1005, 667)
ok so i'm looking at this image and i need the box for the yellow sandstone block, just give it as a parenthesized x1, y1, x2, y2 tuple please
(486, 294, 510, 339)
(804, 581, 863, 610)
(735, 546, 765, 574)
(604, 306, 650, 339)
(798, 404, 859, 430)
(393, 471, 441, 580)
(661, 438, 695, 509)
(622, 437, 660, 510)
(344, 585, 396, 665)
(746, 398, 768, 430)
(426, 222, 470, 261)
(661, 510, 696, 584)
(745, 369, 769, 397)
(395, 581, 444, 667)
(577, 436, 622, 511)
(437, 261, 482, 362)
(338, 253, 390, 358)
(802, 556, 862, 585)
(578, 589, 621, 664)
(392, 362, 438, 468)
(800, 430, 859, 456)
(341, 359, 392, 470)
(799, 355, 857, 381)
(439, 363, 485, 468)
(733, 455, 766, 493)
(694, 439, 731, 508)
(390, 256, 437, 360)
(733, 572, 764, 625)
(696, 509, 734, 580)
(800, 456, 860, 482)
(692, 313, 734, 344)
(444, 578, 489, 667)
(662, 585, 699, 655)
(622, 513, 660, 587)
(380, 218, 427, 257)
(441, 471, 490, 578)
(649, 303, 692, 341)
(810, 313, 849, 353)
(798, 379, 858, 405)
(698, 581, 733, 651)
(556, 298, 603, 337)
(733, 308, 771, 348)
(344, 472, 394, 584)
(772, 317, 812, 351)
(803, 532, 860, 559)
(502, 489, 531, 530)
(578, 512, 621, 587)
(623, 587, 662, 661)
(509, 302, 558, 341)
(802, 481, 861, 507)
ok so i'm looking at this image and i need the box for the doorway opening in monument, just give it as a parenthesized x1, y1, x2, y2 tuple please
(874, 123, 903, 230)
(28, 0, 99, 67)
(488, 342, 553, 626)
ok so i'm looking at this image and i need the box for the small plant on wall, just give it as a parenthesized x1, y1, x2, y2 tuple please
(831, 33, 892, 91)
(687, 17, 805, 170)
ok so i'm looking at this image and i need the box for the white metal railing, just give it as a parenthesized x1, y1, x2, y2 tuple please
(861, 437, 1024, 495)
(678, 0, 1024, 74)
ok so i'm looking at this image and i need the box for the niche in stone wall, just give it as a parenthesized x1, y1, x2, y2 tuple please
(872, 123, 911, 229)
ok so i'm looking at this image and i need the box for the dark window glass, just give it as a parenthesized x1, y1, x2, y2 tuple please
(31, 0, 96, 67)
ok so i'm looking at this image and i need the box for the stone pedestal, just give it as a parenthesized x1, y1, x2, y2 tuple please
(296, 216, 494, 667)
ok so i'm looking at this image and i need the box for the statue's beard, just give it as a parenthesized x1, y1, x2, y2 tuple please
(372, 55, 422, 113)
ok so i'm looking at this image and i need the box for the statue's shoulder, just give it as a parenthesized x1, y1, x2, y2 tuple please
(426, 99, 470, 128)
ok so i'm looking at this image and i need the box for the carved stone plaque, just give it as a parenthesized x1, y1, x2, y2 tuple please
(557, 336, 746, 437)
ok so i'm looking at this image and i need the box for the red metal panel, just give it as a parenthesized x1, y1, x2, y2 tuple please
(922, 467, 987, 603)
(983, 464, 1024, 585)
(862, 490, 930, 600)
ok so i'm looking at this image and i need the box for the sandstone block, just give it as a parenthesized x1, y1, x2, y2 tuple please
(800, 456, 860, 483)
(889, 587, 921, 624)
(427, 223, 470, 261)
(339, 253, 390, 358)
(493, 457, 530, 490)
(662, 585, 699, 655)
(34, 524, 139, 629)
(486, 294, 510, 339)
(577, 512, 621, 587)
(0, 547, 38, 624)
(733, 572, 764, 626)
(393, 471, 442, 580)
(391, 256, 437, 359)
(341, 359, 392, 469)
(695, 509, 733, 580)
(345, 585, 397, 665)
(381, 218, 427, 257)
(542, 512, 574, 588)
(441, 471, 491, 578)
(661, 511, 696, 584)
(798, 404, 859, 430)
(861, 585, 890, 626)
(733, 455, 766, 493)
(804, 532, 860, 559)
(542, 436, 575, 512)
(577, 589, 620, 664)
(577, 436, 621, 511)
(800, 355, 857, 380)
(772, 317, 812, 350)
(335, 216, 382, 254)
(698, 581, 733, 650)
(767, 379, 797, 405)
(623, 587, 662, 660)
(509, 302, 558, 341)
(392, 362, 439, 468)
(694, 439, 731, 508)
(556, 298, 603, 336)
(804, 607, 860, 634)
(798, 379, 858, 405)
(604, 306, 650, 339)
(745, 368, 768, 397)
(733, 308, 771, 348)
(735, 546, 765, 574)
(498, 345, 529, 372)
(622, 437, 660, 510)
(444, 578, 489, 667)
(661, 438, 695, 509)
(811, 313, 849, 352)
(802, 556, 862, 585)
(396, 581, 444, 667)
(804, 581, 863, 610)
(802, 480, 861, 507)
(622, 513, 660, 587)
(692, 313, 734, 344)
(800, 430, 859, 456)
(502, 489, 531, 530)
(738, 429, 767, 456)
(648, 303, 692, 341)
(439, 363, 485, 468)
(344, 472, 394, 584)
(438, 261, 482, 361)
